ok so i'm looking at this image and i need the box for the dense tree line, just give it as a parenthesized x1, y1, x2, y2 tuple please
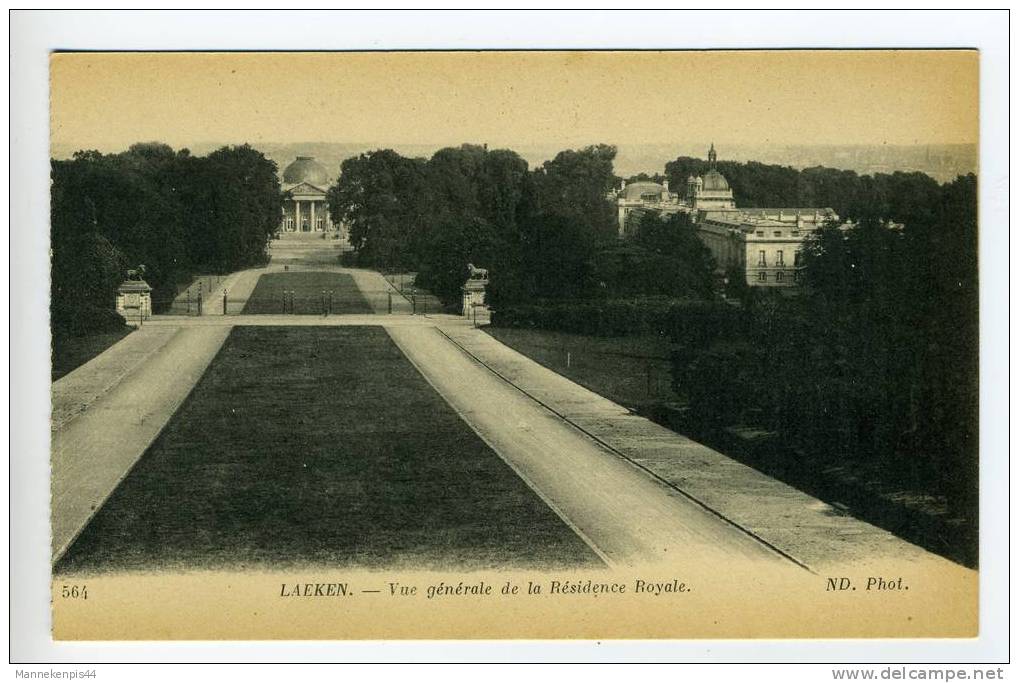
(51, 143, 282, 334)
(675, 174, 978, 537)
(625, 172, 666, 184)
(665, 155, 944, 222)
(328, 143, 716, 307)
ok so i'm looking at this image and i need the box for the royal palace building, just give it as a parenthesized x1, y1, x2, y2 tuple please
(279, 156, 334, 233)
(614, 145, 844, 288)
(695, 207, 839, 287)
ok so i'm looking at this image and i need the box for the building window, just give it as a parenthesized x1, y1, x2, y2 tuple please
(776, 271, 784, 282)
(791, 230, 800, 236)
(758, 251, 766, 266)
(758, 272, 767, 282)
(774, 231, 782, 237)
(794, 251, 802, 266)
(756, 231, 764, 236)
(776, 250, 784, 266)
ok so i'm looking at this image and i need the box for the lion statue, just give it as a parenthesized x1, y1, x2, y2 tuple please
(126, 264, 147, 281)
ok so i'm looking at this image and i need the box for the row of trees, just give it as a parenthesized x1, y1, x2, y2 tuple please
(330, 147, 955, 312)
(327, 144, 717, 308)
(665, 155, 946, 224)
(51, 143, 282, 334)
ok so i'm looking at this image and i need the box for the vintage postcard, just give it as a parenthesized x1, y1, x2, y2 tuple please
(46, 49, 980, 640)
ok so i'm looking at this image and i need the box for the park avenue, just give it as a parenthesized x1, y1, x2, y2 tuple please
(51, 234, 962, 576)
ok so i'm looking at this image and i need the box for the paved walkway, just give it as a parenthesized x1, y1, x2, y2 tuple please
(145, 313, 460, 327)
(51, 325, 232, 561)
(200, 267, 264, 315)
(51, 326, 178, 431)
(434, 325, 968, 573)
(388, 325, 790, 570)
(342, 268, 413, 314)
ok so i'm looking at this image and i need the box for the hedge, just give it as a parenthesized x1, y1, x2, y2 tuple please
(490, 298, 747, 344)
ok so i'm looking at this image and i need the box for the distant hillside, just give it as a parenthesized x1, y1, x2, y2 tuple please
(51, 140, 977, 185)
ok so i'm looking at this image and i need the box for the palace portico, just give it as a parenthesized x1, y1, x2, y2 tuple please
(280, 156, 334, 233)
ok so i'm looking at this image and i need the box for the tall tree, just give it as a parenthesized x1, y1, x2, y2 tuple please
(198, 145, 282, 271)
(532, 144, 620, 243)
(327, 149, 430, 270)
(50, 143, 283, 331)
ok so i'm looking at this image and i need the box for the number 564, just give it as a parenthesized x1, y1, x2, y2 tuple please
(60, 585, 87, 600)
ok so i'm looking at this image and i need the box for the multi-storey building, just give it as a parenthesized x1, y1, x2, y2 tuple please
(615, 179, 682, 238)
(695, 207, 839, 287)
(613, 145, 844, 288)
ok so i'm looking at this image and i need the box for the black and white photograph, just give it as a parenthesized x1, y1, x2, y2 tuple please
(9, 8, 1010, 670)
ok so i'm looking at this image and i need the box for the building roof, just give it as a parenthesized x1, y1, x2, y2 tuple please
(621, 181, 667, 200)
(282, 156, 330, 187)
(699, 206, 840, 231)
(702, 169, 731, 191)
(287, 181, 328, 197)
(719, 207, 838, 220)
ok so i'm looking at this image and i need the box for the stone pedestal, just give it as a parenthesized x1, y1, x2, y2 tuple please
(462, 275, 489, 318)
(116, 279, 153, 325)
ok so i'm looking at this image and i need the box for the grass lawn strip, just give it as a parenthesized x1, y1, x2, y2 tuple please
(241, 271, 373, 315)
(57, 326, 598, 573)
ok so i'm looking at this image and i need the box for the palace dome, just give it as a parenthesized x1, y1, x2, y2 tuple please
(621, 181, 667, 200)
(282, 156, 330, 187)
(702, 169, 730, 191)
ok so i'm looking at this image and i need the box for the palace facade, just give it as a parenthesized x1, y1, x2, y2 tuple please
(613, 145, 844, 288)
(615, 179, 682, 238)
(279, 156, 334, 233)
(696, 207, 838, 287)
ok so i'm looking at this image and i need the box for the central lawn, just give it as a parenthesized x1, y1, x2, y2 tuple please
(241, 271, 373, 315)
(56, 326, 599, 573)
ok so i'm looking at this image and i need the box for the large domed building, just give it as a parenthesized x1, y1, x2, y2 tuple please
(614, 144, 843, 289)
(279, 156, 334, 233)
(685, 144, 736, 210)
(614, 179, 680, 237)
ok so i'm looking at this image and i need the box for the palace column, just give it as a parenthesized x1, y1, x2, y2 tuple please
(295, 200, 301, 232)
(310, 201, 317, 232)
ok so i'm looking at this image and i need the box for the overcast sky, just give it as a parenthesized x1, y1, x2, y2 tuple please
(50, 50, 978, 153)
